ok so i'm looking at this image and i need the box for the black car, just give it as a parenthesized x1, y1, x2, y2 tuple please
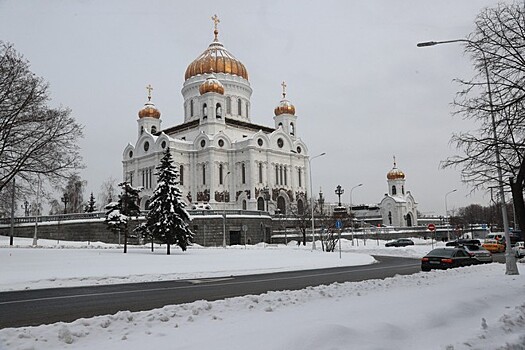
(445, 239, 481, 247)
(385, 238, 415, 247)
(421, 248, 476, 271)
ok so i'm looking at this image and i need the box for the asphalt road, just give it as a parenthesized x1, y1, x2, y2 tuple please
(0, 255, 420, 329)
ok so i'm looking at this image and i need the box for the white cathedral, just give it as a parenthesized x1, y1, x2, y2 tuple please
(123, 17, 309, 215)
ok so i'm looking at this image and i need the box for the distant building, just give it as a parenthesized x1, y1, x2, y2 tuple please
(123, 17, 309, 215)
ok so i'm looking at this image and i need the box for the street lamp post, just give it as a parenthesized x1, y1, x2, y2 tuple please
(349, 183, 363, 246)
(418, 39, 518, 275)
(308, 152, 326, 250)
(444, 189, 457, 241)
(222, 171, 231, 248)
(61, 193, 69, 214)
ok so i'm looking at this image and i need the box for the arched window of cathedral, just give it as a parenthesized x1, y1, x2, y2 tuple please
(190, 100, 194, 117)
(219, 164, 224, 185)
(298, 168, 302, 187)
(245, 102, 249, 118)
(258, 163, 263, 183)
(388, 211, 392, 225)
(226, 97, 232, 114)
(242, 163, 246, 184)
(218, 139, 224, 147)
(402, 185, 405, 195)
(284, 166, 287, 186)
(144, 141, 149, 152)
(151, 125, 157, 134)
(161, 140, 166, 149)
(277, 138, 284, 148)
(200, 139, 206, 148)
(275, 165, 279, 185)
(406, 213, 412, 227)
(202, 164, 206, 185)
(257, 138, 263, 147)
(392, 185, 397, 195)
(203, 103, 207, 119)
(278, 122, 283, 128)
(128, 150, 133, 158)
(257, 197, 265, 211)
(216, 103, 222, 118)
(237, 98, 242, 116)
(140, 125, 144, 135)
(279, 166, 283, 185)
(296, 146, 302, 154)
(180, 165, 184, 186)
(297, 199, 304, 216)
(242, 200, 247, 210)
(290, 122, 295, 136)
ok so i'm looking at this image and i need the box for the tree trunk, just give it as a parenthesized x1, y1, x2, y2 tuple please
(124, 225, 128, 254)
(167, 242, 171, 255)
(302, 229, 306, 246)
(510, 177, 525, 239)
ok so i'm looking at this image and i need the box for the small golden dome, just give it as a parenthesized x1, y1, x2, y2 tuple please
(387, 158, 405, 180)
(185, 16, 248, 81)
(199, 74, 225, 95)
(274, 81, 295, 116)
(138, 84, 161, 119)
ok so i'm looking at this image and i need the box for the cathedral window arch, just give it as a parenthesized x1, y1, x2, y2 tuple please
(203, 103, 207, 119)
(279, 165, 283, 185)
(216, 103, 222, 118)
(278, 122, 283, 128)
(151, 125, 157, 134)
(298, 168, 302, 187)
(226, 97, 232, 114)
(140, 125, 144, 135)
(258, 163, 263, 184)
(388, 211, 392, 225)
(245, 102, 249, 118)
(392, 185, 397, 195)
(284, 166, 287, 186)
(242, 163, 246, 184)
(275, 165, 279, 185)
(402, 185, 405, 195)
(180, 165, 184, 186)
(190, 100, 194, 117)
(242, 200, 247, 210)
(219, 164, 224, 185)
(297, 199, 304, 216)
(237, 98, 242, 116)
(202, 164, 206, 185)
(290, 122, 295, 136)
(257, 197, 265, 211)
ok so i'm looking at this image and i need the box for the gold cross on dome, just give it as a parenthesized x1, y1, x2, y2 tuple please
(393, 155, 397, 168)
(146, 84, 153, 101)
(281, 81, 287, 98)
(212, 14, 220, 39)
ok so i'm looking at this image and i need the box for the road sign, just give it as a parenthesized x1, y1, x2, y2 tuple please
(242, 225, 248, 232)
(427, 223, 436, 231)
(335, 219, 343, 229)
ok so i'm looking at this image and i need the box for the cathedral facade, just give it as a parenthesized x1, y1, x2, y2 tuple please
(122, 18, 310, 215)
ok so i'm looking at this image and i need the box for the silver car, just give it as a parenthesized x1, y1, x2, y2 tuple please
(460, 244, 493, 264)
(512, 242, 525, 258)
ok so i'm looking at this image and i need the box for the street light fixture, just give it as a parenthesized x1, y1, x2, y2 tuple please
(444, 189, 457, 241)
(418, 38, 518, 275)
(350, 183, 363, 246)
(222, 171, 231, 248)
(308, 152, 326, 250)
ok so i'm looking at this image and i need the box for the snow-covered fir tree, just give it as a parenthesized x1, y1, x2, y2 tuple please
(146, 148, 193, 254)
(85, 192, 96, 212)
(104, 182, 141, 253)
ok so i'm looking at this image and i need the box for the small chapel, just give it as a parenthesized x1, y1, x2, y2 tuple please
(123, 16, 310, 215)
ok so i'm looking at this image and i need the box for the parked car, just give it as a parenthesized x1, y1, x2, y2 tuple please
(445, 239, 481, 247)
(385, 238, 415, 247)
(482, 239, 505, 253)
(459, 244, 493, 264)
(512, 241, 525, 258)
(421, 248, 476, 271)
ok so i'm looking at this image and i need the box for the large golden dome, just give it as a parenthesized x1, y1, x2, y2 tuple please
(387, 159, 405, 180)
(199, 73, 225, 95)
(185, 16, 248, 81)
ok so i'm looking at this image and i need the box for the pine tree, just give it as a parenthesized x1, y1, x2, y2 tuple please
(104, 181, 141, 253)
(85, 192, 96, 212)
(146, 148, 193, 254)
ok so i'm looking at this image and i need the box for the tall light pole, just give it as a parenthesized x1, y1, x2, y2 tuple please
(222, 171, 231, 248)
(444, 189, 457, 241)
(308, 152, 326, 250)
(350, 183, 363, 246)
(418, 38, 518, 275)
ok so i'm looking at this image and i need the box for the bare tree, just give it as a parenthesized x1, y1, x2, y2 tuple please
(443, 3, 525, 233)
(98, 176, 118, 210)
(0, 42, 83, 194)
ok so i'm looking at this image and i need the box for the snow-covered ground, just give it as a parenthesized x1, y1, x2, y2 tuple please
(1, 235, 524, 349)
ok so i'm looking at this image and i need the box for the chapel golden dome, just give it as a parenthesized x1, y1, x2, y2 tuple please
(184, 15, 249, 81)
(387, 158, 405, 180)
(274, 81, 296, 116)
(138, 84, 161, 119)
(199, 73, 225, 95)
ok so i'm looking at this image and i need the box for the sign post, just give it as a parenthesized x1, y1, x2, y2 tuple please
(336, 219, 343, 259)
(427, 223, 436, 249)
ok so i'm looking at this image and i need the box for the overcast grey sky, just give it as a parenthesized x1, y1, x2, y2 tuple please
(0, 0, 515, 216)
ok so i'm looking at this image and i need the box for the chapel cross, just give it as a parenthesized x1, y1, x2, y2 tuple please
(281, 81, 287, 98)
(212, 14, 220, 39)
(146, 84, 153, 101)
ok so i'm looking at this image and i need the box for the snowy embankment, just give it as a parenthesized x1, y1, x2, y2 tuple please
(1, 235, 524, 349)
